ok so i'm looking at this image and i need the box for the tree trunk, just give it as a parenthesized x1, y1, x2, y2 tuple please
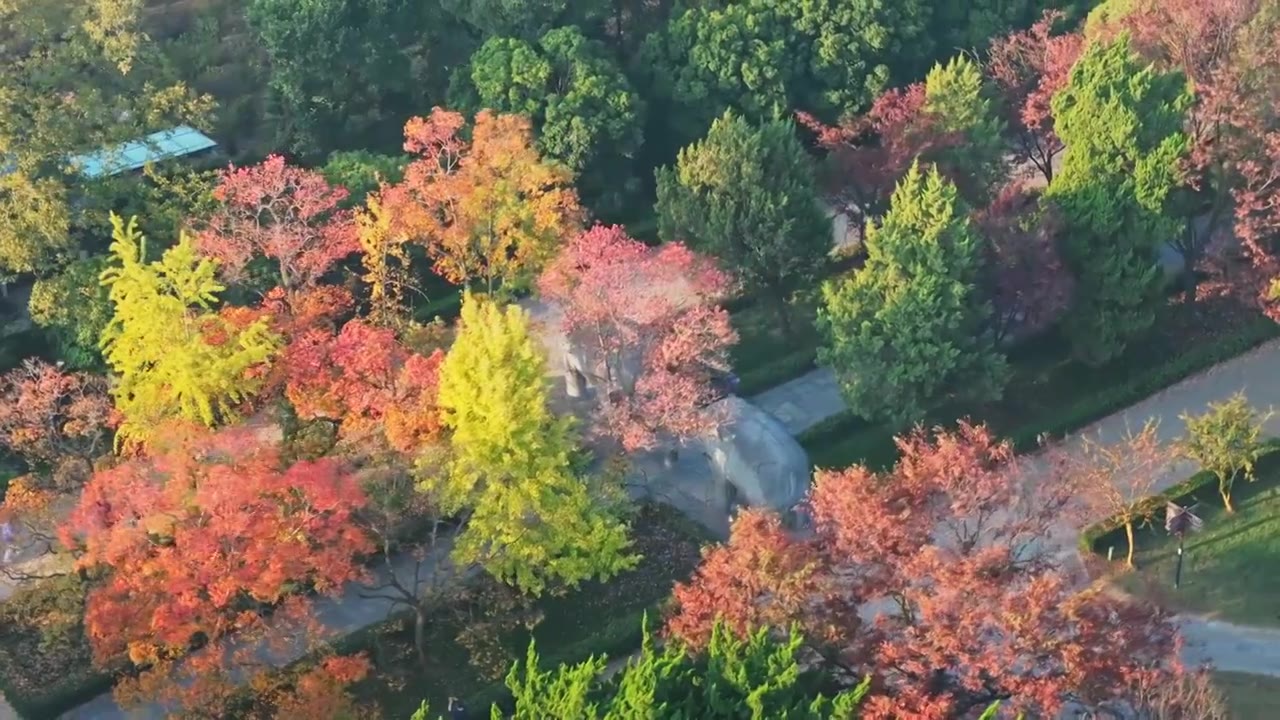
(1220, 482, 1235, 513)
(771, 286, 794, 339)
(1124, 521, 1136, 567)
(414, 606, 429, 671)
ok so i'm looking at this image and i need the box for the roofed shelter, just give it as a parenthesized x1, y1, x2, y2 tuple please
(65, 124, 217, 179)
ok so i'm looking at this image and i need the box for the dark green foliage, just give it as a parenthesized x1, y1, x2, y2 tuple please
(28, 257, 113, 370)
(488, 621, 869, 719)
(638, 0, 928, 143)
(321, 150, 409, 208)
(819, 162, 1007, 427)
(442, 0, 608, 41)
(1045, 35, 1191, 365)
(656, 112, 830, 335)
(469, 27, 645, 212)
(248, 0, 446, 158)
(0, 574, 118, 719)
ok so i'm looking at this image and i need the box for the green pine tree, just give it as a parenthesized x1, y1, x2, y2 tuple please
(656, 110, 831, 337)
(496, 618, 868, 719)
(923, 54, 1006, 202)
(818, 162, 1007, 428)
(1046, 35, 1191, 365)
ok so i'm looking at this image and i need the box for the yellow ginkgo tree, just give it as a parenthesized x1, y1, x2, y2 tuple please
(99, 213, 279, 448)
(427, 292, 635, 594)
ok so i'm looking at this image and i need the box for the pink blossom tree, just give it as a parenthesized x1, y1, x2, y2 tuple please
(539, 224, 737, 451)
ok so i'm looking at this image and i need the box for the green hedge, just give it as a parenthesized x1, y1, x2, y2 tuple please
(736, 349, 818, 397)
(799, 315, 1280, 472)
(1078, 440, 1280, 555)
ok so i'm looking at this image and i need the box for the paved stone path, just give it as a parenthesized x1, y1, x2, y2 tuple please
(21, 337, 1280, 718)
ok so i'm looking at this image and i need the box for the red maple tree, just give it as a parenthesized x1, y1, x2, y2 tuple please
(284, 318, 445, 454)
(799, 86, 962, 237)
(666, 509, 828, 649)
(0, 359, 113, 487)
(974, 183, 1074, 344)
(198, 155, 359, 293)
(538, 224, 737, 450)
(666, 423, 1182, 718)
(986, 11, 1084, 185)
(59, 425, 373, 713)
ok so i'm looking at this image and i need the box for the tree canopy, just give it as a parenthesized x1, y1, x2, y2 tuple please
(429, 293, 636, 593)
(1045, 35, 1191, 365)
(656, 111, 831, 331)
(819, 163, 1006, 427)
(470, 26, 644, 208)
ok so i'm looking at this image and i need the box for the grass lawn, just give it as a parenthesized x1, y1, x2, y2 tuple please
(1115, 465, 1280, 628)
(1214, 671, 1280, 719)
(347, 503, 709, 717)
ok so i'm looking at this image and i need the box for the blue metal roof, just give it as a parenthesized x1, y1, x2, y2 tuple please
(67, 125, 217, 179)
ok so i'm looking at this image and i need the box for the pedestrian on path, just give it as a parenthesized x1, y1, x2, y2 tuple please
(1, 520, 15, 564)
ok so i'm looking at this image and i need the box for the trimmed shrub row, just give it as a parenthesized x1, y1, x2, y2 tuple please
(1078, 440, 1280, 555)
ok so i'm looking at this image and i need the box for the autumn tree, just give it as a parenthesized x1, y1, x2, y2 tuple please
(986, 10, 1085, 185)
(427, 293, 635, 594)
(469, 27, 644, 210)
(1073, 421, 1167, 566)
(381, 109, 583, 294)
(0, 359, 112, 488)
(1046, 35, 1191, 365)
(284, 318, 445, 454)
(656, 112, 830, 334)
(799, 84, 962, 237)
(59, 426, 372, 714)
(974, 183, 1074, 344)
(99, 214, 279, 447)
(819, 163, 1006, 427)
(1180, 392, 1272, 512)
(539, 225, 737, 450)
(670, 422, 1182, 719)
(354, 194, 414, 329)
(921, 55, 1006, 202)
(666, 510, 824, 650)
(197, 155, 359, 295)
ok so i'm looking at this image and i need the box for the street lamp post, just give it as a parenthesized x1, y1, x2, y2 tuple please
(1165, 501, 1203, 590)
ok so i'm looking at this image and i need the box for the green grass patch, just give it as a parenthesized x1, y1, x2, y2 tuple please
(347, 503, 710, 717)
(1214, 671, 1280, 719)
(1103, 458, 1280, 627)
(798, 301, 1279, 471)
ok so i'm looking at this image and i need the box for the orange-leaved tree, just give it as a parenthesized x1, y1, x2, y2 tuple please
(667, 422, 1181, 720)
(380, 108, 583, 294)
(59, 425, 373, 714)
(284, 318, 446, 454)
